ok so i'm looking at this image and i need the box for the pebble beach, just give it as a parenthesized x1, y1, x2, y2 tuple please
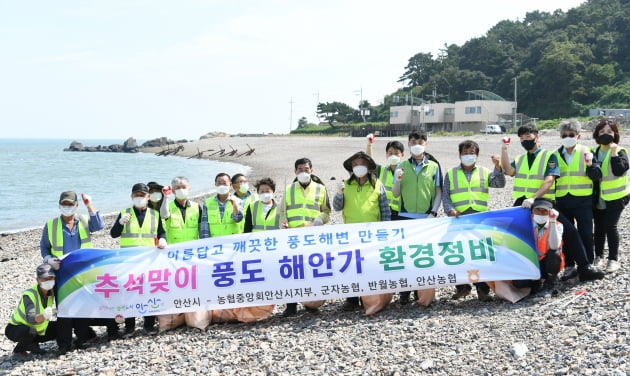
(1, 134, 628, 375)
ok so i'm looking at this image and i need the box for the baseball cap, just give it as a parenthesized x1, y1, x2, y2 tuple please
(532, 198, 553, 211)
(36, 264, 56, 279)
(131, 183, 150, 194)
(147, 181, 164, 190)
(59, 191, 78, 204)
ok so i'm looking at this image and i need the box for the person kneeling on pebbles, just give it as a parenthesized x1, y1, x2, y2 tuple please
(5, 264, 58, 357)
(513, 198, 564, 297)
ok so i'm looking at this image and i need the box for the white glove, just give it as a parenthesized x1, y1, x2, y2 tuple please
(521, 198, 535, 209)
(119, 213, 132, 225)
(313, 217, 324, 226)
(157, 238, 167, 249)
(337, 181, 345, 195)
(43, 307, 55, 320)
(549, 209, 559, 222)
(394, 168, 404, 181)
(584, 152, 593, 166)
(366, 133, 375, 144)
(45, 256, 61, 270)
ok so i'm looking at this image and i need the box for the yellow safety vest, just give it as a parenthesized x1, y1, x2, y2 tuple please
(251, 201, 280, 232)
(399, 159, 439, 214)
(447, 166, 490, 212)
(376, 165, 400, 212)
(119, 208, 159, 247)
(555, 144, 593, 197)
(598, 147, 630, 201)
(512, 150, 555, 200)
(285, 181, 327, 228)
(235, 193, 255, 233)
(8, 285, 53, 336)
(47, 215, 92, 258)
(205, 197, 240, 237)
(164, 201, 200, 244)
(342, 178, 383, 224)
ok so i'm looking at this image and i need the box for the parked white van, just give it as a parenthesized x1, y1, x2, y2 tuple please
(484, 124, 502, 134)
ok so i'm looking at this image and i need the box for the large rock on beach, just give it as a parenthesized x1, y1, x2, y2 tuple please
(142, 137, 176, 148)
(122, 137, 139, 152)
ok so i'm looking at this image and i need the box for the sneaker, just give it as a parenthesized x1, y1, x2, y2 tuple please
(303, 305, 320, 314)
(451, 285, 472, 300)
(341, 298, 361, 311)
(282, 303, 298, 317)
(12, 344, 29, 357)
(143, 326, 159, 335)
(476, 288, 493, 302)
(578, 265, 605, 282)
(606, 259, 621, 273)
(560, 266, 578, 281)
(56, 346, 71, 356)
(593, 256, 605, 269)
(26, 343, 45, 355)
(398, 291, 411, 305)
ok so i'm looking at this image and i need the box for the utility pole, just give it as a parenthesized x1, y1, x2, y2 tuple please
(289, 98, 294, 134)
(313, 91, 320, 122)
(513, 77, 518, 130)
(354, 87, 365, 122)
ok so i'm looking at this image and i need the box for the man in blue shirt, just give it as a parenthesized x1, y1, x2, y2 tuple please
(40, 191, 105, 355)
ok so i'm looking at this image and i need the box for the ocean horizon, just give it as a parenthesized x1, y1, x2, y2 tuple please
(0, 138, 249, 233)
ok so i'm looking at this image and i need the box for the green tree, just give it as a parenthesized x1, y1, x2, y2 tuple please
(297, 117, 308, 129)
(316, 102, 357, 126)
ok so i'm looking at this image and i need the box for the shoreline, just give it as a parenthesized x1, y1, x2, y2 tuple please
(1, 134, 628, 374)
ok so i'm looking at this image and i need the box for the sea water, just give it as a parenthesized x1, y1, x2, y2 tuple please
(0, 139, 250, 233)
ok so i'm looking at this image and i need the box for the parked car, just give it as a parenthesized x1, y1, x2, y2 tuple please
(484, 124, 502, 134)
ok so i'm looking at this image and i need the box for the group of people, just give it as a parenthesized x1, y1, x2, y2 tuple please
(6, 118, 626, 357)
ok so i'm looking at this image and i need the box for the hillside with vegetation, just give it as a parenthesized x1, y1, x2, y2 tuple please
(297, 0, 629, 133)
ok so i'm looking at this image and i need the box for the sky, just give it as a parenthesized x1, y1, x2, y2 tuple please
(0, 0, 587, 140)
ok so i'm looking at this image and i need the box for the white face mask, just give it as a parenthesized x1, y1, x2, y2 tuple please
(353, 165, 368, 178)
(387, 155, 401, 166)
(40, 280, 55, 290)
(460, 154, 477, 167)
(259, 192, 273, 203)
(410, 144, 425, 156)
(238, 183, 249, 194)
(297, 172, 311, 184)
(533, 214, 549, 225)
(216, 185, 230, 195)
(133, 197, 148, 208)
(59, 205, 77, 217)
(175, 188, 189, 200)
(150, 192, 163, 202)
(561, 136, 578, 148)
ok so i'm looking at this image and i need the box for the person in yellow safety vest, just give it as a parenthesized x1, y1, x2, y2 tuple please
(231, 173, 257, 233)
(553, 120, 602, 277)
(591, 118, 630, 273)
(512, 198, 564, 298)
(278, 157, 331, 316)
(39, 190, 104, 355)
(147, 181, 165, 212)
(366, 134, 405, 220)
(244, 177, 280, 233)
(501, 124, 604, 283)
(160, 176, 202, 244)
(200, 173, 244, 238)
(5, 264, 58, 357)
(391, 130, 442, 305)
(443, 140, 505, 302)
(110, 183, 167, 338)
(333, 151, 390, 312)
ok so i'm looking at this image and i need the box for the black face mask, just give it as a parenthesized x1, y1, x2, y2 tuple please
(521, 139, 537, 151)
(599, 134, 614, 145)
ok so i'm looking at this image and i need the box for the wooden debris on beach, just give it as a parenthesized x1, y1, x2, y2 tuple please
(155, 144, 184, 156)
(223, 145, 238, 157)
(237, 144, 255, 157)
(187, 148, 215, 159)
